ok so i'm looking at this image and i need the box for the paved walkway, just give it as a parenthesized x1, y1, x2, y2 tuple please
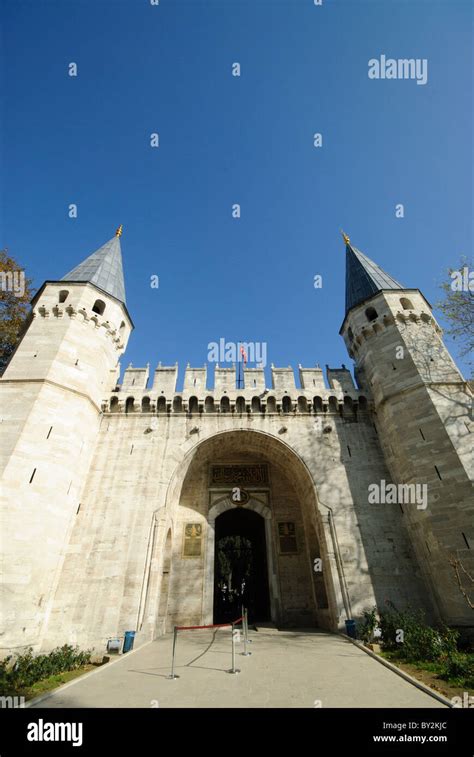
(30, 628, 446, 708)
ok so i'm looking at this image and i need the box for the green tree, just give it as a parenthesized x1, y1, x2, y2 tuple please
(0, 249, 34, 368)
(437, 257, 474, 373)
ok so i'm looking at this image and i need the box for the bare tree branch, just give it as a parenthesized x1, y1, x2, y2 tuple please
(436, 257, 474, 373)
(449, 557, 474, 609)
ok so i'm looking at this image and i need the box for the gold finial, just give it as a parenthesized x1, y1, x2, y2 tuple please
(341, 229, 350, 245)
(115, 224, 123, 238)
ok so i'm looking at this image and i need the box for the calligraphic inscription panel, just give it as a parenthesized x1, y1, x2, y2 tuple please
(210, 464, 269, 486)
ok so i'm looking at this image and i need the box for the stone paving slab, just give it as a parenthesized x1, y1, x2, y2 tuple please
(30, 630, 446, 709)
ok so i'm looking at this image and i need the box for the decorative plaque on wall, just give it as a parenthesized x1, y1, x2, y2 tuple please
(278, 522, 298, 554)
(183, 523, 203, 557)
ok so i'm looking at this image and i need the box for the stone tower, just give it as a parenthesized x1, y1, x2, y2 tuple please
(0, 228, 133, 653)
(340, 234, 473, 629)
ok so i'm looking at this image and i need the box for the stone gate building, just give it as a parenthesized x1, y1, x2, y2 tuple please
(0, 229, 472, 656)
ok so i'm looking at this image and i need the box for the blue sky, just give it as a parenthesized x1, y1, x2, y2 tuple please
(1, 0, 472, 388)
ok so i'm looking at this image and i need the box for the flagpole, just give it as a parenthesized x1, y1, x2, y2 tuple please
(238, 340, 241, 389)
(237, 340, 247, 389)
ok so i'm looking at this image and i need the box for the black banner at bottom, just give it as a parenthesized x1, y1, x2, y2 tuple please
(0, 707, 472, 755)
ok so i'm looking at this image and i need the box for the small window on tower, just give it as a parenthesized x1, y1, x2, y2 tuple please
(365, 307, 378, 322)
(400, 297, 414, 310)
(59, 290, 69, 303)
(92, 299, 106, 315)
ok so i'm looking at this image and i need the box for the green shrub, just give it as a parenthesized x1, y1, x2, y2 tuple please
(378, 603, 458, 662)
(378, 605, 401, 651)
(358, 606, 378, 645)
(0, 645, 92, 693)
(441, 652, 474, 683)
(0, 656, 13, 691)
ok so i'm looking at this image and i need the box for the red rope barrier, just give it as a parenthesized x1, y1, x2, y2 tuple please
(167, 610, 248, 678)
(176, 617, 243, 631)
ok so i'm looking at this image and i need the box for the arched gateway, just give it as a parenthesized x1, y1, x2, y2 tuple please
(145, 430, 339, 634)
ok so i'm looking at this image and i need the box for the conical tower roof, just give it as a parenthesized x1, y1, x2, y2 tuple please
(343, 233, 403, 314)
(62, 228, 126, 304)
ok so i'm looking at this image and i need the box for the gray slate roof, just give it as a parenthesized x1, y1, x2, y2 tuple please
(345, 243, 403, 314)
(62, 235, 126, 304)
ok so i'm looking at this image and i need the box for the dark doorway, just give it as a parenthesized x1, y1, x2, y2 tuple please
(214, 508, 270, 625)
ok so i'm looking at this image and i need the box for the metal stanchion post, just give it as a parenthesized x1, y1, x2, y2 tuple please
(227, 623, 241, 674)
(166, 627, 180, 679)
(245, 608, 253, 643)
(242, 611, 251, 657)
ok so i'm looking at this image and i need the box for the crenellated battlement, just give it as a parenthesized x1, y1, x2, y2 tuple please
(103, 362, 370, 415)
(31, 281, 132, 353)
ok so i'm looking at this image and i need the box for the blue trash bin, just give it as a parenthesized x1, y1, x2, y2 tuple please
(345, 619, 357, 639)
(123, 630, 136, 653)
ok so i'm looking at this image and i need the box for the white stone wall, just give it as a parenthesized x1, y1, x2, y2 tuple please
(42, 405, 430, 656)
